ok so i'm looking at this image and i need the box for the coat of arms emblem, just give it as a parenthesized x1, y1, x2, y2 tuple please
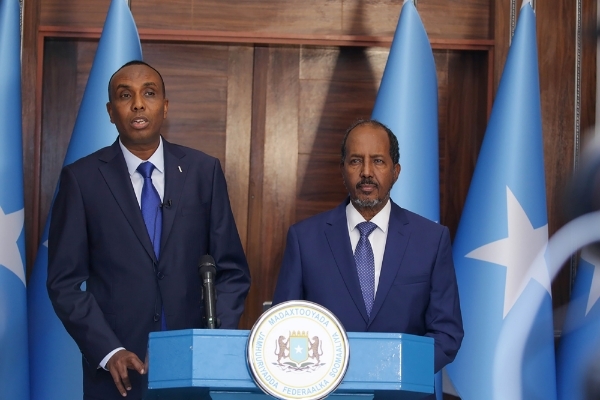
(274, 330, 324, 370)
(247, 300, 349, 400)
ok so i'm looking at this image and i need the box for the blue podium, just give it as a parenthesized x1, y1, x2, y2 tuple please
(146, 329, 433, 399)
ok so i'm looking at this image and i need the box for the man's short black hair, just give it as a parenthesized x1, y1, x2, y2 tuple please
(107, 60, 166, 102)
(340, 119, 400, 165)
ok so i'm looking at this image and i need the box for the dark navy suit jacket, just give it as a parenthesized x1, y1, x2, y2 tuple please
(47, 138, 250, 400)
(272, 199, 463, 373)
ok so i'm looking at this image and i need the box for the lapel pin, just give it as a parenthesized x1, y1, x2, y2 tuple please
(178, 166, 182, 172)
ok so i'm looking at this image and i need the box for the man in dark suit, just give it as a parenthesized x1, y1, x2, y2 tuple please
(47, 61, 251, 399)
(273, 119, 463, 375)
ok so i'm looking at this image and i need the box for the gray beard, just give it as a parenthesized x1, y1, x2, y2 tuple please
(352, 198, 382, 208)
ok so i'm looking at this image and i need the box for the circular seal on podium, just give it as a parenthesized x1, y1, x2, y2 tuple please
(247, 300, 350, 400)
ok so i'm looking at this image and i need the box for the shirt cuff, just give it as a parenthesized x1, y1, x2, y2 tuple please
(99, 347, 126, 370)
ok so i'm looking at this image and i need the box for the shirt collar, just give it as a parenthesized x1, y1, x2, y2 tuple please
(346, 198, 391, 233)
(119, 136, 165, 176)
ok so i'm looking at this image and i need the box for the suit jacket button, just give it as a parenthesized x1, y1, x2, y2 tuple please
(154, 313, 160, 322)
(157, 271, 164, 279)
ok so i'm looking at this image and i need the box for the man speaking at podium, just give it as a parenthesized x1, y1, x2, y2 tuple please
(273, 120, 463, 376)
(47, 61, 251, 400)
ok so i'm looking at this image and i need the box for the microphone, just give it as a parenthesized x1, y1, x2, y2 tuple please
(198, 255, 217, 329)
(161, 199, 172, 209)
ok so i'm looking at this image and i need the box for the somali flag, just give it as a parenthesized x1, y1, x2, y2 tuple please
(0, 0, 30, 398)
(447, 0, 556, 400)
(445, 2, 557, 399)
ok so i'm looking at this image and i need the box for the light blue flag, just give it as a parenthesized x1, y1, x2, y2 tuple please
(27, 0, 142, 398)
(371, 0, 439, 223)
(0, 0, 30, 398)
(557, 248, 600, 400)
(445, 2, 556, 399)
(371, 1, 442, 396)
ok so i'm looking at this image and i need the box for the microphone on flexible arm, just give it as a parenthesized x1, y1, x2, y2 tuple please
(198, 255, 218, 329)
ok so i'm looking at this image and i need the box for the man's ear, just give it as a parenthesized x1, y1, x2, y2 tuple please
(106, 102, 114, 124)
(162, 99, 169, 119)
(393, 163, 401, 183)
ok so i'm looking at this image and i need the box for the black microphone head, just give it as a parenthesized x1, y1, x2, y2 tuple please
(199, 255, 216, 275)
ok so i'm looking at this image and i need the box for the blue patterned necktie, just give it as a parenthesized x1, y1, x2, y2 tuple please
(137, 161, 166, 330)
(355, 221, 377, 317)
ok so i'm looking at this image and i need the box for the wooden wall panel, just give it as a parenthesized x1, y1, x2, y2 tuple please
(493, 0, 510, 90)
(39, 39, 92, 235)
(41, 0, 492, 41)
(580, 1, 597, 137)
(243, 46, 300, 328)
(22, 0, 41, 273)
(419, 0, 492, 39)
(225, 46, 254, 251)
(188, 0, 342, 33)
(535, 0, 597, 333)
(580, 1, 597, 136)
(41, 0, 110, 28)
(436, 51, 451, 224)
(244, 46, 269, 327)
(132, 0, 194, 30)
(537, 0, 577, 325)
(439, 50, 489, 237)
(143, 43, 230, 161)
(297, 47, 381, 223)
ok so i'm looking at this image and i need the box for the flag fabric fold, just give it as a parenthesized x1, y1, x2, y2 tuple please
(27, 0, 143, 398)
(370, 1, 442, 397)
(371, 0, 442, 399)
(0, 0, 30, 398)
(371, 0, 439, 223)
(445, 2, 557, 399)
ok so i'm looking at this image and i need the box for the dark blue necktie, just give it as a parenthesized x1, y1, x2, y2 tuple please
(136, 161, 166, 329)
(355, 221, 377, 317)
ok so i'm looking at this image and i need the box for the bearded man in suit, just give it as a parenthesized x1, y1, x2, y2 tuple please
(273, 119, 463, 376)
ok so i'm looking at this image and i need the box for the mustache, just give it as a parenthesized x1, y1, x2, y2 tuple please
(356, 178, 378, 189)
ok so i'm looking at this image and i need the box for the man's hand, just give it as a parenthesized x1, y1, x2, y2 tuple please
(106, 349, 146, 397)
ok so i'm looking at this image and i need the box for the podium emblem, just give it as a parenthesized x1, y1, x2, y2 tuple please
(247, 300, 350, 400)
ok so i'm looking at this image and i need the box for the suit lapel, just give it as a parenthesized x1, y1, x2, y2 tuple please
(98, 141, 156, 261)
(324, 201, 370, 324)
(369, 202, 411, 323)
(160, 139, 188, 252)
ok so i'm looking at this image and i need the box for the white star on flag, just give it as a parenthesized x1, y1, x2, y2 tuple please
(0, 205, 25, 285)
(466, 187, 550, 318)
(295, 345, 303, 354)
